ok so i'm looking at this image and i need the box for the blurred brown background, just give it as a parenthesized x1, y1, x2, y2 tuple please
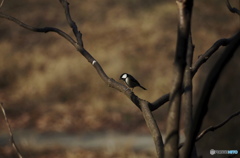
(0, 0, 239, 157)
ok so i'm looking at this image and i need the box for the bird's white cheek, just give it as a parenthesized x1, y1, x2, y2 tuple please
(126, 77, 130, 84)
(122, 74, 127, 78)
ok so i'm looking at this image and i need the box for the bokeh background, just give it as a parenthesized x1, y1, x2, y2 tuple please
(0, 0, 239, 157)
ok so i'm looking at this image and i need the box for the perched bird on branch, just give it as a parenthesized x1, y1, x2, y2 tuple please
(120, 73, 147, 91)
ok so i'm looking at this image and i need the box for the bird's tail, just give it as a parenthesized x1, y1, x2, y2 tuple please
(140, 85, 147, 90)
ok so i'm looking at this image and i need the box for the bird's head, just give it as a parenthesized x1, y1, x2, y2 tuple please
(119, 73, 128, 80)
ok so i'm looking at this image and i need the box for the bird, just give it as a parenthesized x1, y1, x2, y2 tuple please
(119, 73, 147, 91)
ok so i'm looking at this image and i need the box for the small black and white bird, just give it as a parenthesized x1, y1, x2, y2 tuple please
(119, 73, 147, 91)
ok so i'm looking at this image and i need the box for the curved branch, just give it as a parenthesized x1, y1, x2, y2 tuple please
(0, 11, 77, 47)
(0, 1, 164, 156)
(152, 32, 239, 110)
(59, 1, 165, 156)
(179, 110, 240, 149)
(0, 1, 156, 114)
(196, 110, 240, 141)
(140, 101, 164, 158)
(191, 33, 238, 76)
(226, 0, 240, 15)
(187, 31, 240, 154)
(59, 0, 83, 47)
(0, 0, 4, 8)
(1, 103, 23, 158)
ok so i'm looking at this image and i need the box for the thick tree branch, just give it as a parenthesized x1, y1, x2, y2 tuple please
(140, 101, 164, 158)
(59, 1, 164, 157)
(164, 0, 193, 157)
(180, 33, 195, 158)
(0, 1, 164, 156)
(188, 31, 240, 155)
(152, 32, 239, 110)
(0, 103, 23, 158)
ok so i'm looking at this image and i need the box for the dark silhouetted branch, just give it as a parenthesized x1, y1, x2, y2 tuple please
(0, 1, 164, 157)
(196, 110, 240, 141)
(191, 33, 238, 76)
(187, 31, 240, 155)
(140, 101, 164, 158)
(226, 0, 240, 15)
(0, 12, 76, 47)
(179, 110, 240, 149)
(0, 1, 155, 114)
(180, 33, 196, 158)
(0, 103, 23, 158)
(164, 0, 193, 157)
(152, 32, 239, 111)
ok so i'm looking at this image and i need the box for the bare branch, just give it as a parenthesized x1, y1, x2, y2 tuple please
(179, 110, 240, 149)
(0, 12, 77, 47)
(226, 0, 240, 15)
(140, 101, 164, 158)
(0, 3, 149, 113)
(192, 33, 239, 76)
(59, 1, 166, 157)
(151, 94, 170, 111)
(196, 110, 240, 141)
(164, 0, 193, 157)
(0, 1, 165, 157)
(0, 0, 4, 8)
(59, 0, 83, 47)
(180, 33, 195, 158)
(0, 103, 23, 158)
(187, 31, 240, 154)
(152, 32, 239, 111)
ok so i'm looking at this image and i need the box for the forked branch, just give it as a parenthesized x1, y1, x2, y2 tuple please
(0, 0, 164, 157)
(152, 32, 240, 110)
(164, 0, 193, 157)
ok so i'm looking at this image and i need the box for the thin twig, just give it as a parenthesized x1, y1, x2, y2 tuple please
(196, 110, 240, 141)
(226, 0, 240, 15)
(0, 12, 77, 47)
(0, 0, 4, 8)
(0, 103, 23, 158)
(179, 110, 240, 149)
